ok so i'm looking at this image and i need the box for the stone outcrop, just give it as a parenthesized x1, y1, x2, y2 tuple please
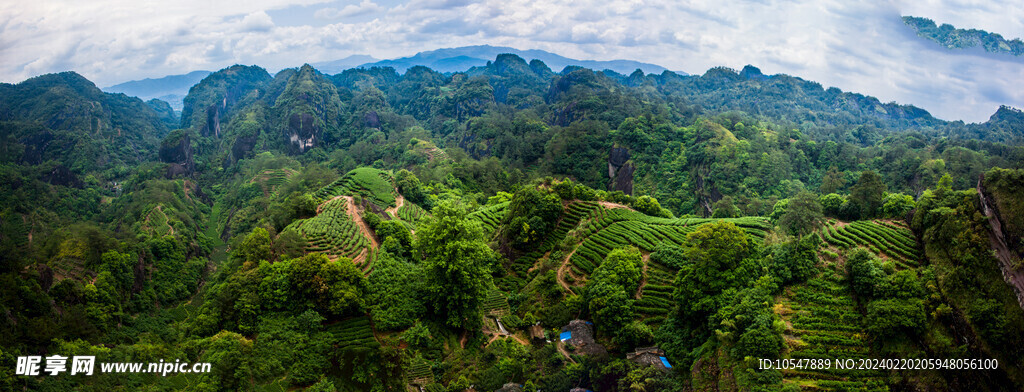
(608, 146, 634, 194)
(159, 130, 195, 177)
(978, 175, 1024, 310)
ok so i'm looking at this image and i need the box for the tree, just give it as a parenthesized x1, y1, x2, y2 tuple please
(374, 220, 413, 256)
(865, 299, 926, 338)
(592, 246, 644, 295)
(288, 253, 367, 317)
(769, 235, 819, 284)
(587, 281, 634, 334)
(712, 196, 740, 218)
(502, 187, 563, 248)
(367, 252, 425, 331)
(881, 192, 915, 218)
(674, 221, 757, 319)
(850, 170, 887, 218)
(415, 200, 495, 329)
(634, 195, 666, 217)
(779, 191, 823, 236)
(846, 248, 884, 298)
(100, 250, 135, 294)
(819, 166, 846, 194)
(237, 228, 272, 265)
(769, 198, 789, 222)
(819, 193, 845, 217)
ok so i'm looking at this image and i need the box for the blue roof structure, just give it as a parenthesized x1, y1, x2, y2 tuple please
(660, 356, 672, 368)
(560, 331, 572, 341)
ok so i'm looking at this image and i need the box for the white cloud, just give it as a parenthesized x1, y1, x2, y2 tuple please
(240, 11, 275, 32)
(0, 0, 1021, 122)
(314, 0, 384, 19)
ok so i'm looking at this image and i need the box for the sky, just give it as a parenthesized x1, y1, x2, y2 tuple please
(1, 0, 1022, 122)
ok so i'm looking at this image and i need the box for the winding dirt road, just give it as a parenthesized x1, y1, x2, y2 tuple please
(556, 248, 578, 295)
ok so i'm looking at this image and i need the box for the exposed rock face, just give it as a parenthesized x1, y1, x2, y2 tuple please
(978, 175, 1024, 310)
(231, 134, 258, 162)
(363, 110, 381, 129)
(286, 112, 319, 154)
(159, 131, 195, 177)
(608, 147, 633, 194)
(42, 164, 83, 188)
(202, 102, 223, 138)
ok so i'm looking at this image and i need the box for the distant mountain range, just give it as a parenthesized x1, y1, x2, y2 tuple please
(332, 45, 675, 75)
(103, 70, 211, 111)
(104, 46, 677, 111)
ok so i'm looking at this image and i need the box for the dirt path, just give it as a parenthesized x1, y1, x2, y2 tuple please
(635, 252, 651, 299)
(596, 201, 636, 211)
(341, 195, 379, 249)
(556, 247, 578, 295)
(384, 191, 404, 218)
(315, 195, 379, 264)
(556, 341, 577, 364)
(486, 333, 530, 347)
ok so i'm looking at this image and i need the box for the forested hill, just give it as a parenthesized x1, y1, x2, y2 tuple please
(1, 54, 1024, 391)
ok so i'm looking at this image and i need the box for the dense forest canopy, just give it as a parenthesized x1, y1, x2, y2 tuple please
(1, 53, 1023, 391)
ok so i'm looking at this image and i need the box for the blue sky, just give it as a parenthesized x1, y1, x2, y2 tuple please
(1, 0, 1022, 122)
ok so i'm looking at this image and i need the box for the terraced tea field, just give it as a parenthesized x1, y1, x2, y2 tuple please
(635, 260, 676, 324)
(820, 219, 921, 268)
(313, 168, 397, 208)
(283, 197, 369, 262)
(567, 212, 770, 281)
(775, 269, 888, 391)
(249, 168, 297, 196)
(327, 316, 378, 352)
(468, 201, 509, 236)
(396, 202, 428, 228)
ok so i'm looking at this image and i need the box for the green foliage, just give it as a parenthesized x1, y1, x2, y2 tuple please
(714, 276, 783, 359)
(592, 246, 644, 295)
(779, 191, 823, 236)
(502, 186, 563, 248)
(850, 170, 887, 218)
(865, 299, 926, 338)
(634, 195, 668, 217)
(881, 192, 915, 218)
(416, 200, 495, 329)
(846, 248, 885, 298)
(671, 219, 762, 357)
(366, 252, 425, 331)
(374, 220, 412, 256)
(819, 193, 846, 217)
(713, 196, 741, 218)
(288, 253, 368, 317)
(238, 227, 272, 264)
(768, 234, 819, 285)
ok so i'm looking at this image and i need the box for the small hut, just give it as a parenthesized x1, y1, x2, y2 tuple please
(559, 320, 606, 356)
(495, 383, 523, 392)
(627, 347, 672, 371)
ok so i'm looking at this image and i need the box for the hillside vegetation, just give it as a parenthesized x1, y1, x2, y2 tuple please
(1, 55, 1023, 391)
